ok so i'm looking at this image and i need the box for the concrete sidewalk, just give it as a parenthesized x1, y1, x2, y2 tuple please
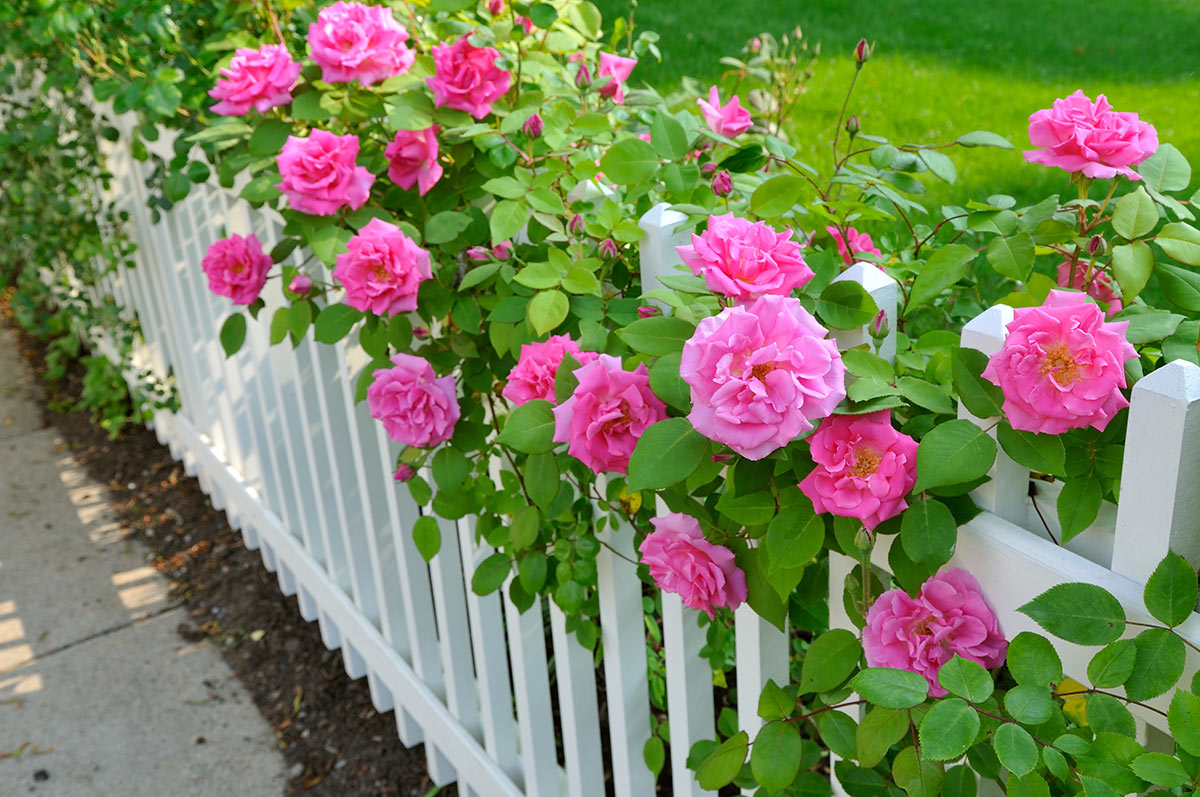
(0, 325, 288, 796)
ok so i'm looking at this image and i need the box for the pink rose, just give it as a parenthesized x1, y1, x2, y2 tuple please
(827, 225, 882, 266)
(502, 335, 592, 406)
(798, 411, 918, 530)
(308, 1, 414, 86)
(681, 295, 845, 460)
(288, 274, 313, 295)
(208, 44, 300, 116)
(385, 127, 443, 196)
(982, 290, 1136, 435)
(333, 218, 432, 316)
(1024, 90, 1158, 180)
(864, 568, 1008, 697)
(427, 37, 511, 120)
(368, 353, 460, 447)
(551, 354, 666, 474)
(638, 512, 747, 619)
(697, 86, 752, 138)
(677, 213, 814, 303)
(596, 52, 637, 104)
(1056, 261, 1122, 319)
(393, 464, 415, 482)
(276, 130, 375, 216)
(201, 233, 272, 305)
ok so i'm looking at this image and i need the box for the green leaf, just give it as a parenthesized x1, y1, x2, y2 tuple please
(385, 90, 433, 130)
(598, 137, 660, 185)
(997, 422, 1066, 477)
(288, 300, 312, 343)
(816, 280, 879, 329)
(648, 351, 690, 412)
(1018, 582, 1125, 645)
(1006, 772, 1050, 797)
(918, 698, 979, 761)
(1144, 551, 1198, 627)
(850, 668, 930, 709)
(412, 515, 441, 563)
(642, 736, 665, 777)
(1004, 684, 1053, 725)
(527, 290, 569, 336)
(992, 723, 1038, 777)
(528, 2, 557, 27)
(1125, 627, 1185, 701)
(472, 553, 511, 596)
(1121, 308, 1184, 345)
(510, 506, 540, 550)
(1087, 639, 1137, 688)
(912, 419, 997, 493)
(616, 316, 696, 356)
(751, 175, 806, 217)
(900, 498, 957, 567)
(716, 488, 777, 527)
(306, 224, 353, 267)
(695, 730, 748, 790)
(143, 81, 182, 117)
(757, 679, 794, 721)
(1112, 186, 1159, 240)
(719, 143, 767, 173)
(432, 447, 470, 493)
(1169, 690, 1200, 756)
(1158, 222, 1200, 266)
(856, 706, 909, 768)
(650, 111, 688, 161)
(407, 475, 432, 507)
(751, 722, 802, 794)
(518, 551, 547, 593)
(1157, 262, 1200, 311)
(1056, 475, 1102, 543)
(986, 233, 1036, 281)
(1136, 143, 1192, 192)
(313, 304, 363, 344)
(626, 418, 708, 491)
(951, 347, 1004, 419)
(425, 210, 473, 244)
(164, 171, 190, 202)
(1006, 632, 1062, 687)
(919, 148, 957, 184)
(937, 655, 994, 703)
(269, 306, 290, 345)
(1130, 752, 1190, 788)
(799, 629, 861, 695)
(496, 400, 557, 454)
(524, 452, 559, 510)
(908, 244, 975, 310)
(765, 503, 824, 574)
(955, 131, 1014, 149)
(490, 200, 529, 245)
(892, 746, 944, 797)
(219, 312, 246, 357)
(1112, 241, 1155, 302)
(1086, 692, 1135, 737)
(240, 173, 282, 204)
(817, 710, 858, 761)
(737, 547, 787, 631)
(942, 766, 979, 797)
(248, 119, 292, 157)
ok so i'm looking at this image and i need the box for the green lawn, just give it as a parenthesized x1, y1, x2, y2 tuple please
(593, 0, 1200, 213)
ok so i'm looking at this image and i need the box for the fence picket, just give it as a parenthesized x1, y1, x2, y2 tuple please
(661, 593, 713, 797)
(503, 592, 558, 796)
(548, 603, 604, 797)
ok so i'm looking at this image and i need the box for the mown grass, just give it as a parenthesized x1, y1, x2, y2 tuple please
(593, 0, 1200, 213)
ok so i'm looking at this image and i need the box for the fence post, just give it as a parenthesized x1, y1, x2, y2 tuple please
(958, 305, 1029, 527)
(1112, 360, 1200, 581)
(830, 263, 899, 363)
(637, 202, 691, 297)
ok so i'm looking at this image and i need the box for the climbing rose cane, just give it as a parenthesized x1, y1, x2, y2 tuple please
(827, 224, 882, 266)
(502, 336, 596, 406)
(864, 568, 1008, 697)
(681, 294, 845, 460)
(201, 233, 272, 305)
(276, 130, 374, 216)
(798, 410, 918, 530)
(551, 354, 666, 475)
(208, 44, 300, 116)
(368, 354, 460, 448)
(677, 213, 813, 303)
(595, 52, 637, 104)
(427, 37, 511, 119)
(982, 289, 1136, 435)
(696, 85, 752, 138)
(1023, 90, 1158, 180)
(333, 218, 432, 316)
(308, 1, 414, 86)
(638, 512, 747, 618)
(384, 127, 443, 196)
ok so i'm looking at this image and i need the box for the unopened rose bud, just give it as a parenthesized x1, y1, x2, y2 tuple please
(1088, 235, 1106, 256)
(289, 274, 312, 295)
(466, 246, 490, 261)
(492, 241, 513, 260)
(637, 305, 661, 319)
(575, 63, 591, 88)
(853, 38, 872, 66)
(599, 238, 618, 259)
(486, 0, 503, 14)
(853, 526, 874, 551)
(412, 326, 430, 339)
(712, 170, 733, 197)
(845, 114, 860, 137)
(710, 453, 734, 463)
(568, 213, 585, 235)
(750, 37, 762, 53)
(870, 309, 889, 341)
(523, 113, 543, 138)
(700, 162, 718, 175)
(393, 464, 415, 482)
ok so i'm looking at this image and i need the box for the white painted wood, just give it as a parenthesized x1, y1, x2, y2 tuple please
(548, 603, 604, 797)
(503, 591, 558, 796)
(637, 202, 691, 298)
(426, 508, 481, 738)
(830, 263, 900, 362)
(661, 593, 713, 797)
(735, 603, 790, 738)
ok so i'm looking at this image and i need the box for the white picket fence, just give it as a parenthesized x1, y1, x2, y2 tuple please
(73, 102, 1200, 796)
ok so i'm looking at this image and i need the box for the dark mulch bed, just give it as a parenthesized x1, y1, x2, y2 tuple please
(5, 312, 453, 797)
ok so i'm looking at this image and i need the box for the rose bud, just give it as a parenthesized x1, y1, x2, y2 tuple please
(870, 310, 889, 341)
(568, 213, 585, 235)
(289, 274, 313, 295)
(523, 113, 544, 138)
(712, 170, 733, 197)
(492, 241, 513, 260)
(487, 0, 503, 13)
(466, 246, 490, 261)
(412, 326, 430, 339)
(710, 453, 734, 463)
(845, 113, 860, 137)
(1089, 235, 1107, 257)
(575, 63, 591, 88)
(700, 162, 718, 175)
(599, 238, 618, 259)
(854, 39, 872, 65)
(637, 306, 661, 319)
(393, 464, 415, 482)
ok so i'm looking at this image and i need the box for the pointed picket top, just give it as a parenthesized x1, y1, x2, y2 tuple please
(830, 263, 899, 363)
(960, 303, 1014, 356)
(637, 202, 691, 297)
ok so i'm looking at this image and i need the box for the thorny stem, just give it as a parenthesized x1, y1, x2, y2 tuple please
(482, 392, 532, 504)
(1028, 485, 1059, 546)
(1054, 688, 1168, 719)
(1125, 620, 1200, 657)
(783, 699, 867, 724)
(830, 67, 861, 167)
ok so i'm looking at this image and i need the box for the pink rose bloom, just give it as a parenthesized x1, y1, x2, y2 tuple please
(596, 52, 637, 104)
(1056, 261, 1122, 319)
(385, 126, 443, 196)
(333, 218, 432, 316)
(982, 289, 1136, 435)
(827, 225, 882, 266)
(681, 295, 845, 460)
(502, 335, 592, 406)
(276, 130, 375, 216)
(427, 37, 511, 120)
(208, 44, 300, 116)
(201, 233, 272, 305)
(677, 213, 814, 303)
(308, 1, 414, 86)
(638, 513, 748, 619)
(697, 86, 752, 138)
(368, 353, 460, 447)
(1023, 90, 1158, 180)
(798, 411, 918, 530)
(552, 354, 666, 474)
(864, 568, 1008, 697)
